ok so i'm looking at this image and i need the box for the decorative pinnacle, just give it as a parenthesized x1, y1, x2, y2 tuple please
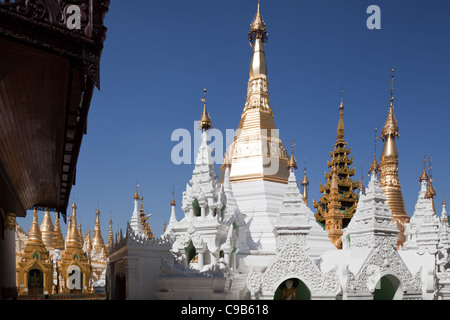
(171, 186, 176, 206)
(419, 154, 428, 182)
(369, 128, 379, 174)
(390, 68, 395, 104)
(381, 69, 399, 140)
(301, 161, 309, 186)
(248, 0, 268, 46)
(337, 90, 345, 140)
(287, 140, 297, 170)
(134, 184, 140, 200)
(425, 156, 436, 199)
(199, 88, 213, 131)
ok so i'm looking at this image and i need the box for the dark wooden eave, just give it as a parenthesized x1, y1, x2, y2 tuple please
(0, 0, 110, 220)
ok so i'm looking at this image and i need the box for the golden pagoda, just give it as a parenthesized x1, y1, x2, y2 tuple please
(91, 206, 106, 255)
(59, 202, 91, 293)
(379, 69, 409, 247)
(16, 208, 53, 295)
(221, 0, 290, 184)
(314, 96, 360, 230)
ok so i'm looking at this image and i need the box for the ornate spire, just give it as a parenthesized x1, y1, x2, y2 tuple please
(379, 68, 409, 248)
(134, 185, 140, 200)
(248, 0, 268, 46)
(287, 140, 297, 170)
(369, 128, 379, 174)
(53, 212, 65, 250)
(425, 156, 437, 214)
(248, 0, 268, 77)
(419, 154, 429, 182)
(337, 89, 345, 140)
(130, 185, 146, 237)
(171, 187, 176, 206)
(314, 92, 359, 230)
(325, 167, 343, 249)
(381, 69, 400, 144)
(199, 88, 212, 131)
(91, 205, 105, 251)
(221, 1, 289, 185)
(301, 161, 309, 206)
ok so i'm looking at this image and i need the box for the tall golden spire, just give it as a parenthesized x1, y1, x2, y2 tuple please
(314, 93, 359, 230)
(379, 69, 409, 247)
(221, 0, 290, 184)
(248, 0, 268, 78)
(91, 205, 105, 252)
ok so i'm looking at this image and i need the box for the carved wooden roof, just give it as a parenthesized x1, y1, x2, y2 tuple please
(0, 0, 110, 219)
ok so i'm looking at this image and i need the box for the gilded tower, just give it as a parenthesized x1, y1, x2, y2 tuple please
(324, 167, 344, 248)
(221, 0, 290, 184)
(379, 69, 409, 247)
(314, 96, 360, 234)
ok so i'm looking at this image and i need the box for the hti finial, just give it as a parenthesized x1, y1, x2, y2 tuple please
(428, 156, 433, 181)
(374, 128, 378, 156)
(390, 68, 395, 104)
(369, 128, 380, 174)
(171, 185, 176, 206)
(248, 0, 268, 46)
(419, 154, 429, 183)
(199, 88, 213, 131)
(287, 140, 297, 170)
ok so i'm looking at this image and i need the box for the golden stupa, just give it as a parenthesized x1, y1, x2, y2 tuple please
(221, 0, 290, 184)
(379, 69, 409, 247)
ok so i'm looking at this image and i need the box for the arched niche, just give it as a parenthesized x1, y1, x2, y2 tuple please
(373, 274, 403, 300)
(273, 278, 311, 300)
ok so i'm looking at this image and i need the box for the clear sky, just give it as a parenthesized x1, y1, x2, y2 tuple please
(18, 0, 450, 241)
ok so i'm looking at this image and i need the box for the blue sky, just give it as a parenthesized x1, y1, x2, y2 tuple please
(19, 0, 450, 240)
